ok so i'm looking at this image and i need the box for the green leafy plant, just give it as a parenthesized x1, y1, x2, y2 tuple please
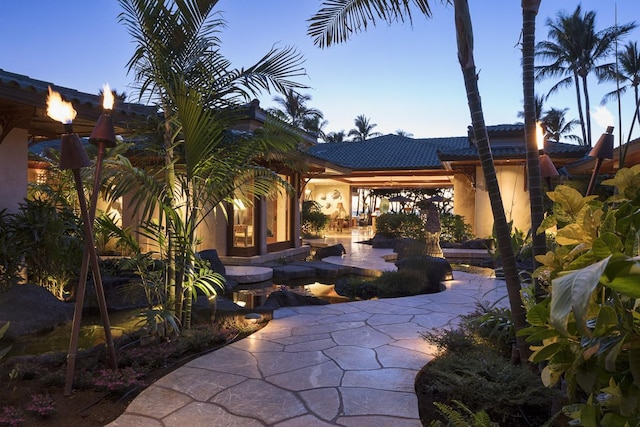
(440, 213, 474, 244)
(430, 400, 498, 427)
(8, 197, 83, 299)
(375, 212, 424, 240)
(519, 165, 640, 426)
(0, 210, 23, 291)
(301, 200, 329, 238)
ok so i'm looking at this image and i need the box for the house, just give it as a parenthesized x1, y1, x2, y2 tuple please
(0, 68, 152, 214)
(305, 125, 589, 238)
(1, 69, 344, 264)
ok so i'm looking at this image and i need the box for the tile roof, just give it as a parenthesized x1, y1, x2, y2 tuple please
(438, 141, 589, 161)
(306, 124, 589, 171)
(306, 134, 469, 170)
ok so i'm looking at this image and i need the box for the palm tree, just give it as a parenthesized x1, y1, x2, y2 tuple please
(348, 114, 382, 141)
(600, 41, 640, 167)
(517, 94, 545, 121)
(517, 96, 581, 143)
(325, 130, 346, 143)
(395, 129, 414, 137)
(309, 0, 531, 361)
(535, 6, 635, 147)
(269, 89, 324, 127)
(111, 0, 307, 331)
(542, 107, 581, 143)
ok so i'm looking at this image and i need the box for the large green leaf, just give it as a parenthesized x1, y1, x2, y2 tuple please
(601, 257, 640, 298)
(550, 257, 611, 336)
(556, 223, 590, 246)
(591, 233, 623, 258)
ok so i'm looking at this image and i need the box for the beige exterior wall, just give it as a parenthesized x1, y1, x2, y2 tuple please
(197, 206, 228, 256)
(452, 173, 476, 234)
(0, 128, 28, 213)
(474, 164, 531, 238)
(305, 182, 351, 218)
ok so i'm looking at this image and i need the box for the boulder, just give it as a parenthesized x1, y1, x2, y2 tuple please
(313, 243, 346, 260)
(370, 233, 395, 248)
(460, 238, 495, 251)
(259, 289, 330, 309)
(395, 255, 453, 293)
(197, 249, 237, 292)
(0, 283, 74, 339)
(393, 238, 427, 260)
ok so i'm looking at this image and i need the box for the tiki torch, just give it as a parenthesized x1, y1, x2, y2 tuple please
(536, 122, 559, 190)
(46, 87, 116, 396)
(586, 126, 614, 196)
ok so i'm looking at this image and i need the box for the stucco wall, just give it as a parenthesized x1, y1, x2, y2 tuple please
(452, 173, 476, 235)
(474, 165, 531, 238)
(306, 183, 351, 218)
(0, 128, 28, 213)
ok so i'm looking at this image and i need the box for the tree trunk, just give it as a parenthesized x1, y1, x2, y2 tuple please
(573, 74, 588, 146)
(522, 0, 546, 299)
(454, 0, 531, 362)
(581, 74, 593, 147)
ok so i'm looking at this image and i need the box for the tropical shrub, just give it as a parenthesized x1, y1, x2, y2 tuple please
(375, 212, 424, 240)
(0, 210, 23, 291)
(301, 200, 329, 238)
(519, 165, 640, 426)
(439, 212, 474, 243)
(8, 197, 83, 299)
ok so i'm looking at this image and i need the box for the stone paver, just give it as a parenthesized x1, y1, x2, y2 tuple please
(108, 232, 507, 426)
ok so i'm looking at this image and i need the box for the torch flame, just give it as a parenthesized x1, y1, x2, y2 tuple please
(46, 87, 76, 125)
(536, 121, 545, 151)
(102, 83, 115, 110)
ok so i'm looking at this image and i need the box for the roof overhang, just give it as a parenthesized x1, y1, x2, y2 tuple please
(567, 138, 640, 174)
(308, 168, 454, 189)
(0, 69, 155, 143)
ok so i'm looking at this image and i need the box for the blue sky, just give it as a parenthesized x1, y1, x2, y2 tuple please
(2, 1, 639, 143)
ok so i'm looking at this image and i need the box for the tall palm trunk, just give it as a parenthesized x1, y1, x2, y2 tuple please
(581, 74, 593, 146)
(573, 74, 588, 145)
(621, 86, 640, 167)
(454, 0, 531, 362)
(163, 112, 180, 318)
(522, 0, 546, 298)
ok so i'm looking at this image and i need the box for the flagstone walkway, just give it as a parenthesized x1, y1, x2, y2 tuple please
(108, 231, 507, 426)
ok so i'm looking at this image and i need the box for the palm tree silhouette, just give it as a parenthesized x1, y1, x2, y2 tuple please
(600, 41, 640, 166)
(348, 114, 382, 141)
(269, 89, 324, 129)
(325, 130, 346, 143)
(535, 5, 635, 146)
(542, 107, 581, 143)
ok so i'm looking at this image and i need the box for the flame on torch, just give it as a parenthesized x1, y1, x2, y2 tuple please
(102, 83, 114, 110)
(536, 121, 545, 151)
(46, 86, 77, 125)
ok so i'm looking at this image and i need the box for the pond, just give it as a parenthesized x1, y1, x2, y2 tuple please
(5, 276, 354, 358)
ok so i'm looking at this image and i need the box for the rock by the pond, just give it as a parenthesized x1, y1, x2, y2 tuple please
(334, 277, 378, 300)
(313, 243, 346, 260)
(259, 289, 329, 309)
(393, 238, 427, 260)
(395, 255, 453, 293)
(197, 249, 237, 291)
(0, 283, 74, 339)
(460, 238, 495, 251)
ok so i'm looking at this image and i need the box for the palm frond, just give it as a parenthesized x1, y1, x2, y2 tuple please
(308, 0, 437, 48)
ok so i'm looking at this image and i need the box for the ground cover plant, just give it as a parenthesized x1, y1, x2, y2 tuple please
(0, 311, 267, 427)
(415, 302, 562, 426)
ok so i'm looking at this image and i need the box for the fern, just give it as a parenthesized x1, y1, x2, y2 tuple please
(430, 400, 498, 427)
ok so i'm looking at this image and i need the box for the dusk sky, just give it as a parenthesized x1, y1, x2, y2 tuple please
(1, 1, 639, 143)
